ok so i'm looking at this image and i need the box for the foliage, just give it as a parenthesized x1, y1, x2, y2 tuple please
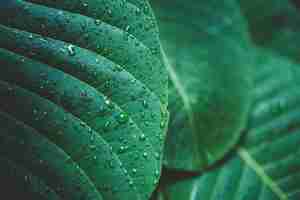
(0, 0, 300, 199)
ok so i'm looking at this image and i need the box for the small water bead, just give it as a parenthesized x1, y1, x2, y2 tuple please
(24, 175, 29, 182)
(80, 121, 86, 127)
(67, 45, 76, 56)
(125, 25, 130, 32)
(104, 121, 111, 131)
(129, 180, 134, 187)
(160, 120, 166, 129)
(118, 146, 125, 153)
(33, 109, 38, 115)
(132, 168, 137, 174)
(82, 2, 88, 8)
(144, 121, 150, 127)
(143, 152, 148, 158)
(94, 19, 101, 25)
(139, 134, 146, 141)
(93, 156, 97, 161)
(142, 100, 148, 108)
(117, 113, 129, 124)
(109, 161, 114, 168)
(155, 170, 159, 177)
(104, 99, 111, 105)
(154, 152, 160, 160)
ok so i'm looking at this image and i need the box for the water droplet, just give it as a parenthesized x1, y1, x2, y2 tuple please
(129, 180, 133, 186)
(139, 134, 146, 141)
(117, 113, 128, 124)
(160, 121, 165, 129)
(80, 121, 86, 127)
(155, 170, 159, 177)
(67, 45, 76, 56)
(104, 121, 111, 131)
(155, 152, 160, 160)
(132, 168, 137, 173)
(119, 146, 125, 153)
(94, 19, 101, 25)
(82, 2, 88, 7)
(93, 155, 97, 161)
(143, 152, 148, 158)
(125, 25, 130, 32)
(142, 100, 148, 108)
(105, 99, 111, 105)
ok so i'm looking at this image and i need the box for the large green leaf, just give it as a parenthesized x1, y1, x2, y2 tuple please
(151, 0, 253, 171)
(157, 49, 300, 200)
(239, 0, 300, 62)
(0, 1, 167, 199)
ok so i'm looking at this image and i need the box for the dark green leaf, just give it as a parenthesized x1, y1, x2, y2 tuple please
(239, 0, 300, 62)
(0, 1, 167, 199)
(151, 0, 253, 171)
(157, 49, 300, 200)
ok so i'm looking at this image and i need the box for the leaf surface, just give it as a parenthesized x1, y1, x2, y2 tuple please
(0, 1, 167, 199)
(239, 0, 300, 62)
(157, 49, 300, 200)
(151, 0, 253, 171)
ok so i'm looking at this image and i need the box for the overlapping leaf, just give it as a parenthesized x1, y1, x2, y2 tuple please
(157, 49, 300, 200)
(151, 0, 253, 171)
(0, 0, 167, 199)
(239, 0, 300, 62)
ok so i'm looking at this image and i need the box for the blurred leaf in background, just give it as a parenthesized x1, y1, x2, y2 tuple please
(152, 0, 253, 172)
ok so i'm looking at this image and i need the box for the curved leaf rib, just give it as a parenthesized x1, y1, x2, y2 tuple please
(0, 0, 167, 199)
(0, 156, 61, 200)
(0, 111, 103, 200)
(0, 80, 141, 200)
(27, 0, 162, 61)
(0, 0, 167, 106)
(0, 47, 160, 199)
(0, 25, 165, 157)
(238, 148, 288, 199)
(158, 49, 300, 200)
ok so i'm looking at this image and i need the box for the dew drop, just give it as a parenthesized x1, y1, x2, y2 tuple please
(155, 152, 160, 160)
(143, 152, 148, 158)
(139, 134, 146, 141)
(67, 45, 76, 56)
(94, 19, 101, 25)
(129, 180, 133, 186)
(119, 146, 125, 153)
(142, 100, 148, 108)
(117, 113, 129, 124)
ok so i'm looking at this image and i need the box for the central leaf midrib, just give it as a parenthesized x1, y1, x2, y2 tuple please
(162, 48, 210, 164)
(238, 148, 288, 200)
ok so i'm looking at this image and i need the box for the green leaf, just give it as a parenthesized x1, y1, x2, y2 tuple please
(151, 0, 253, 171)
(239, 0, 300, 62)
(0, 156, 60, 200)
(0, 1, 167, 199)
(157, 49, 300, 200)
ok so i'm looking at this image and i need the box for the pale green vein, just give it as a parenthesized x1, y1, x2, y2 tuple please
(161, 48, 196, 134)
(161, 46, 212, 164)
(238, 148, 288, 200)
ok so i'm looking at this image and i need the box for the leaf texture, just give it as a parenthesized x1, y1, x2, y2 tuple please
(157, 49, 300, 200)
(0, 0, 168, 199)
(151, 0, 253, 171)
(239, 0, 300, 62)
